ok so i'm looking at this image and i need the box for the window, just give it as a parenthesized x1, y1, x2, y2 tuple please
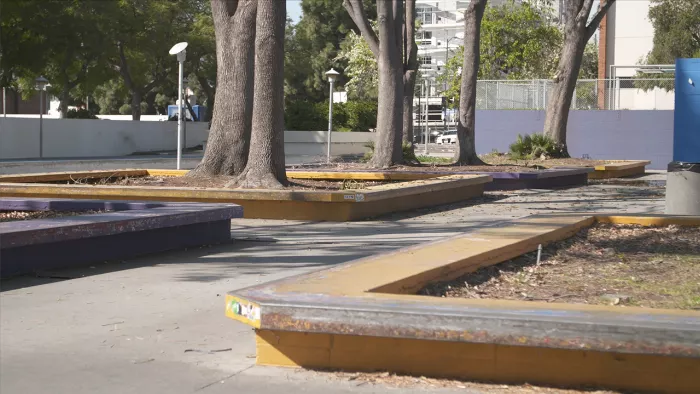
(417, 31, 432, 45)
(419, 56, 433, 66)
(417, 7, 434, 24)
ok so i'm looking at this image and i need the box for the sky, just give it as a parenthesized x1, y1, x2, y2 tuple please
(287, 0, 303, 22)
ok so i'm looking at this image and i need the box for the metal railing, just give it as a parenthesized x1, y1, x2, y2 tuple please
(475, 78, 675, 110)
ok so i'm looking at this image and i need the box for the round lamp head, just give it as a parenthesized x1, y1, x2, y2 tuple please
(169, 42, 188, 55)
(326, 68, 340, 83)
(35, 76, 49, 90)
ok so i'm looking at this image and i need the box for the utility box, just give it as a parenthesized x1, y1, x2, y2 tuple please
(665, 58, 700, 215)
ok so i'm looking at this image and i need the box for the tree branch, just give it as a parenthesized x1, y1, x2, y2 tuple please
(586, 0, 616, 40)
(117, 42, 135, 91)
(576, 0, 596, 25)
(343, 0, 379, 57)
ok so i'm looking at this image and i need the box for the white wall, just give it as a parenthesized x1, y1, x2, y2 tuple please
(609, 1, 655, 77)
(0, 118, 374, 160)
(475, 110, 673, 169)
(0, 118, 208, 159)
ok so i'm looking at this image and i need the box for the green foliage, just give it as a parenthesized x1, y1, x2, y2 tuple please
(509, 133, 565, 159)
(362, 141, 419, 164)
(635, 0, 700, 91)
(65, 108, 98, 119)
(334, 27, 378, 100)
(285, 100, 377, 132)
(438, 1, 562, 104)
(417, 156, 452, 164)
(284, 0, 376, 102)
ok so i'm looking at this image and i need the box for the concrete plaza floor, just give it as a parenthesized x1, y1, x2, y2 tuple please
(1, 175, 666, 394)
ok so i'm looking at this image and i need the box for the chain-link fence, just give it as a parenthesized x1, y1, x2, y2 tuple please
(475, 78, 675, 110)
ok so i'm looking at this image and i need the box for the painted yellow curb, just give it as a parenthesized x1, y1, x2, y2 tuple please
(590, 160, 650, 179)
(227, 214, 700, 392)
(0, 169, 491, 221)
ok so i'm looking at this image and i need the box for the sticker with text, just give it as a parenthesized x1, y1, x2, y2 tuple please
(228, 299, 260, 322)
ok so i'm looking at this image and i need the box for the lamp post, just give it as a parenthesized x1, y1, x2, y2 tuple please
(169, 42, 188, 170)
(35, 76, 49, 158)
(325, 68, 340, 164)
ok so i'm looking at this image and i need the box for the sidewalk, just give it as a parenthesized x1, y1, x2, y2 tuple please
(0, 181, 665, 394)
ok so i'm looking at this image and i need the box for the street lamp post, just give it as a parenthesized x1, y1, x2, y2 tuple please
(35, 76, 49, 158)
(325, 68, 340, 164)
(169, 42, 188, 170)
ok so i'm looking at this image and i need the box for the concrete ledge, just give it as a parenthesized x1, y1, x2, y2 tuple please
(287, 168, 592, 191)
(226, 214, 700, 392)
(0, 198, 242, 277)
(0, 170, 492, 221)
(589, 160, 651, 179)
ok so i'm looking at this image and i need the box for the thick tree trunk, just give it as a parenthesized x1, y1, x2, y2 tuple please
(401, 76, 416, 145)
(542, 38, 586, 154)
(402, 0, 418, 147)
(543, 0, 615, 156)
(231, 0, 286, 189)
(188, 0, 257, 177)
(454, 0, 487, 165)
(371, 0, 403, 168)
(131, 91, 142, 121)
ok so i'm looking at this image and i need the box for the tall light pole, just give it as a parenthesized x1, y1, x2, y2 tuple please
(2, 87, 6, 117)
(169, 42, 188, 170)
(35, 76, 49, 158)
(325, 68, 340, 164)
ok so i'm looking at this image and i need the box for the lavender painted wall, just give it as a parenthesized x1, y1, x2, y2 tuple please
(475, 110, 673, 170)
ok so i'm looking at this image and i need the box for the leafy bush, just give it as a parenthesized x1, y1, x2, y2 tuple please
(362, 140, 418, 164)
(65, 108, 98, 119)
(285, 100, 377, 132)
(343, 101, 377, 131)
(508, 133, 565, 159)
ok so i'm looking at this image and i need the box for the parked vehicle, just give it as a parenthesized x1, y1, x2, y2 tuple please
(437, 130, 457, 144)
(413, 130, 443, 143)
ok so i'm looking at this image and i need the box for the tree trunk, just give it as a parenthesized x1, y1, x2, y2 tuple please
(543, 0, 616, 156)
(231, 0, 286, 189)
(454, 0, 487, 165)
(188, 0, 257, 177)
(145, 91, 157, 115)
(58, 90, 70, 119)
(402, 0, 418, 147)
(372, 0, 403, 168)
(131, 90, 142, 121)
(542, 38, 586, 155)
(401, 77, 416, 145)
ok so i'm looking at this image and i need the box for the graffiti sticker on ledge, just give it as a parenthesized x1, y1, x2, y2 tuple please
(226, 296, 261, 327)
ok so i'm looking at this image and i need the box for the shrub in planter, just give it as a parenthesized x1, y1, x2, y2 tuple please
(509, 133, 565, 159)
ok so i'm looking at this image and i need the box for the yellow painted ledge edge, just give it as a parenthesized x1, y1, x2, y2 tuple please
(225, 294, 261, 328)
(226, 214, 700, 328)
(593, 160, 651, 171)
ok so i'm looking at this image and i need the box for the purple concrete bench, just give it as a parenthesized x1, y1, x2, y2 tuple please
(0, 198, 243, 277)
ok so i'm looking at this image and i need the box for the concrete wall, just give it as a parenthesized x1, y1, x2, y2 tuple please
(0, 118, 374, 160)
(475, 110, 673, 169)
(1, 112, 672, 169)
(0, 118, 209, 159)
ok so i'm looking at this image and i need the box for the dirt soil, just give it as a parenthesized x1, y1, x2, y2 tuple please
(71, 175, 393, 191)
(0, 210, 102, 223)
(291, 155, 612, 173)
(480, 153, 610, 169)
(328, 371, 619, 393)
(420, 223, 700, 310)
